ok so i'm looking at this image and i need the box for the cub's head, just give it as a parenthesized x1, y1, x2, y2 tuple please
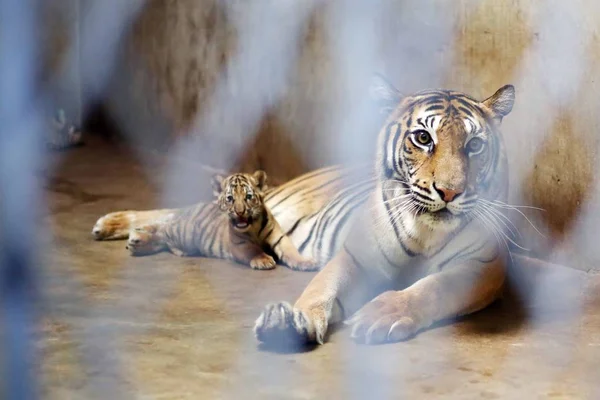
(211, 170, 268, 232)
(371, 74, 515, 223)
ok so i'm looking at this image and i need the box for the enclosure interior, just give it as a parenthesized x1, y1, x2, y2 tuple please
(33, 0, 600, 398)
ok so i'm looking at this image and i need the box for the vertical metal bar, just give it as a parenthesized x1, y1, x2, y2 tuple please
(0, 0, 42, 398)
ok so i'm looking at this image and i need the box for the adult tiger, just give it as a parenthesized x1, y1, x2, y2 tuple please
(92, 75, 515, 345)
(254, 76, 515, 346)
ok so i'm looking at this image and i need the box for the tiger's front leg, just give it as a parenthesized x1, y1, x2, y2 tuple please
(92, 209, 176, 240)
(254, 248, 369, 345)
(346, 257, 506, 344)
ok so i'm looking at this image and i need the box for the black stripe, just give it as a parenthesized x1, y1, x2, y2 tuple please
(269, 175, 344, 210)
(285, 217, 304, 236)
(452, 96, 477, 110)
(272, 235, 284, 248)
(298, 182, 372, 254)
(204, 217, 221, 256)
(194, 206, 218, 252)
(412, 190, 433, 202)
(390, 124, 404, 174)
(343, 244, 366, 271)
(425, 104, 445, 112)
(199, 206, 221, 253)
(325, 188, 372, 257)
(259, 211, 269, 234)
(382, 122, 399, 176)
(425, 114, 436, 129)
(458, 106, 474, 118)
(264, 165, 341, 202)
(415, 184, 431, 194)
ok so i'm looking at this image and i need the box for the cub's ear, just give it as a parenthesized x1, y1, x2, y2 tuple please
(482, 84, 515, 122)
(369, 73, 403, 115)
(211, 174, 225, 197)
(252, 170, 268, 191)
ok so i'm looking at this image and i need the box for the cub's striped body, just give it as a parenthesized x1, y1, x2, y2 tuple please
(114, 171, 319, 271)
(92, 164, 373, 265)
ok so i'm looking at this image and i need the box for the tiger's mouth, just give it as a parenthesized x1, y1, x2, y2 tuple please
(433, 208, 455, 219)
(231, 215, 252, 229)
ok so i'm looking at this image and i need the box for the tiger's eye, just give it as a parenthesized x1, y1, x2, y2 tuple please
(226, 195, 233, 202)
(246, 193, 253, 200)
(414, 130, 433, 146)
(466, 137, 485, 154)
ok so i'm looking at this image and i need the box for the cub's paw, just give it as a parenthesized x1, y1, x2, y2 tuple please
(92, 212, 132, 240)
(169, 246, 189, 257)
(344, 291, 420, 345)
(285, 257, 320, 272)
(254, 302, 324, 347)
(250, 254, 276, 270)
(126, 227, 162, 256)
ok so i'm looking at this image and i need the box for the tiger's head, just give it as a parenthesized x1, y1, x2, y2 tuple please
(371, 75, 515, 226)
(212, 170, 268, 232)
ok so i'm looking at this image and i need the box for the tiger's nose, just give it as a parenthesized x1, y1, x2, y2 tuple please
(434, 184, 463, 202)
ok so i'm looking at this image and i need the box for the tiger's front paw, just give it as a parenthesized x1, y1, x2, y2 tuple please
(254, 302, 326, 347)
(250, 254, 276, 270)
(92, 212, 132, 240)
(345, 291, 421, 345)
(285, 257, 320, 272)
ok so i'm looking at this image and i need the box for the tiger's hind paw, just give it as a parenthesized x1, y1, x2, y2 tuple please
(92, 212, 132, 240)
(126, 227, 164, 256)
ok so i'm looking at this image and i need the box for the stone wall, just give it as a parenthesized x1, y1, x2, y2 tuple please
(98, 0, 600, 270)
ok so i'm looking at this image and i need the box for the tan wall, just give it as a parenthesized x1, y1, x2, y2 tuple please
(101, 0, 600, 270)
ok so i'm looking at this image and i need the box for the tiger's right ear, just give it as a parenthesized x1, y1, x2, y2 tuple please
(369, 73, 403, 115)
(252, 170, 268, 191)
(211, 174, 225, 198)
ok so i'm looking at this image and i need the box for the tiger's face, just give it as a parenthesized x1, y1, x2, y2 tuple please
(371, 75, 515, 224)
(212, 171, 268, 232)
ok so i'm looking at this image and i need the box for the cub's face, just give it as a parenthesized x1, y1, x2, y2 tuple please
(212, 171, 268, 232)
(371, 75, 515, 223)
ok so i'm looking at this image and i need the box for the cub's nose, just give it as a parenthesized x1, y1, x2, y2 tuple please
(434, 184, 463, 202)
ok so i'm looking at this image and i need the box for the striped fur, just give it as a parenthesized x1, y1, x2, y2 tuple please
(254, 77, 517, 346)
(92, 76, 517, 346)
(120, 171, 319, 271)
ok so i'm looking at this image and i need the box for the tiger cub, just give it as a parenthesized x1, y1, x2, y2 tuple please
(125, 170, 320, 271)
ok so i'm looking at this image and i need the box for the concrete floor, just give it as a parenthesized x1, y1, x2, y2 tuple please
(39, 137, 600, 399)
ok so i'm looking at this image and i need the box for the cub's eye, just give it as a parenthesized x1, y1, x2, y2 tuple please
(412, 130, 433, 147)
(246, 193, 253, 200)
(466, 137, 485, 155)
(226, 195, 233, 202)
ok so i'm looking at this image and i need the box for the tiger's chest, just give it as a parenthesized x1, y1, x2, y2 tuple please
(402, 212, 463, 256)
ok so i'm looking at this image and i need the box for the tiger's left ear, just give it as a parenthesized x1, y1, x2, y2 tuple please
(211, 174, 225, 198)
(252, 170, 268, 191)
(369, 73, 403, 115)
(482, 84, 515, 123)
